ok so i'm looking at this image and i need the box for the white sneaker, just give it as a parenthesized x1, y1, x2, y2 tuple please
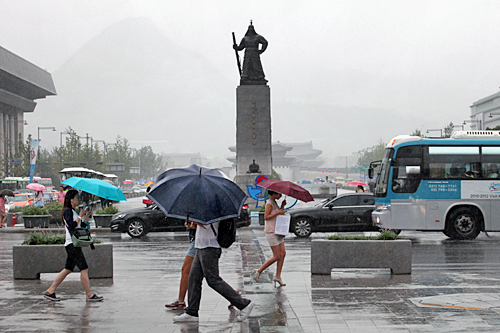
(173, 313, 199, 322)
(236, 301, 254, 322)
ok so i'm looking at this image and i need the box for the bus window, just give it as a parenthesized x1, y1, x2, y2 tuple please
(392, 146, 422, 193)
(427, 146, 481, 179)
(482, 147, 500, 179)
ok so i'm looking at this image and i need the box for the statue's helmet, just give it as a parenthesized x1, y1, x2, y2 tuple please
(245, 22, 257, 36)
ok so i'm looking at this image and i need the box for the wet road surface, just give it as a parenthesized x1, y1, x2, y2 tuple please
(2, 198, 500, 331)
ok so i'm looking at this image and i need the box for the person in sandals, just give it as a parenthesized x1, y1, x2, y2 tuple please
(43, 189, 103, 302)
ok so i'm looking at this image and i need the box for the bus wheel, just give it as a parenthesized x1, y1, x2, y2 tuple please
(379, 229, 401, 235)
(446, 207, 481, 240)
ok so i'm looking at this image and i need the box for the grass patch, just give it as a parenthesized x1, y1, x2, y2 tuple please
(22, 231, 101, 245)
(328, 230, 399, 241)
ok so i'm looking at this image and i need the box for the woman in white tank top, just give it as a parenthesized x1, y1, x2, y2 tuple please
(252, 190, 287, 287)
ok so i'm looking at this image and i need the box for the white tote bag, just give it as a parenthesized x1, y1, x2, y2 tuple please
(274, 214, 290, 236)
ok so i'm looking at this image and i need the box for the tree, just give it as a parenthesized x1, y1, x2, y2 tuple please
(356, 141, 386, 168)
(131, 146, 163, 181)
(444, 122, 454, 138)
(107, 136, 133, 181)
(411, 129, 422, 137)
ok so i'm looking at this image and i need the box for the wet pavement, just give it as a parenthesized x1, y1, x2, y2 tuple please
(2, 202, 500, 331)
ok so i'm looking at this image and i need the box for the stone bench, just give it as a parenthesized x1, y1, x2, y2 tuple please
(13, 244, 113, 279)
(311, 239, 412, 275)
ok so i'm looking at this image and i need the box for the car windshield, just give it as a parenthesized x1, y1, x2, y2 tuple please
(316, 195, 336, 207)
(13, 196, 27, 202)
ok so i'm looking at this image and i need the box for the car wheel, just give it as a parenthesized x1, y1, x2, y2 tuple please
(293, 217, 313, 238)
(126, 219, 148, 238)
(446, 207, 481, 240)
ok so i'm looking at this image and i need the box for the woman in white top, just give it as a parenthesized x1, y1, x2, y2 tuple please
(43, 189, 103, 302)
(252, 190, 287, 287)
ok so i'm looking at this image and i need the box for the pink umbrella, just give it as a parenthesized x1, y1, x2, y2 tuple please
(257, 180, 314, 202)
(26, 183, 46, 191)
(344, 181, 368, 187)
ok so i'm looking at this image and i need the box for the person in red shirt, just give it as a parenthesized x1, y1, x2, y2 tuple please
(0, 193, 6, 228)
(57, 186, 66, 204)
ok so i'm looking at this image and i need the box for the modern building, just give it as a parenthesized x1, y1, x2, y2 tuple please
(469, 91, 500, 130)
(0, 46, 56, 158)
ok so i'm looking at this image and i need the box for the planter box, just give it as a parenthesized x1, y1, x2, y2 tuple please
(48, 211, 62, 227)
(13, 244, 113, 279)
(259, 212, 265, 225)
(311, 239, 412, 275)
(94, 214, 113, 228)
(23, 215, 51, 228)
(319, 187, 330, 194)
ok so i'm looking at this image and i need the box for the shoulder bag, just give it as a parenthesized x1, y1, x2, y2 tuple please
(64, 218, 93, 247)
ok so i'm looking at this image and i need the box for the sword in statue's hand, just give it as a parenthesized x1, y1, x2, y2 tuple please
(232, 32, 242, 77)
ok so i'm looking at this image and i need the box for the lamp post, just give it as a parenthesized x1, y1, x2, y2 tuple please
(426, 129, 443, 138)
(340, 156, 349, 179)
(37, 126, 56, 141)
(91, 139, 106, 168)
(59, 131, 70, 168)
(36, 127, 56, 178)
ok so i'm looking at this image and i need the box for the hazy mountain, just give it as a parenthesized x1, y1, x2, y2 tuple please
(29, 16, 425, 166)
(30, 17, 235, 156)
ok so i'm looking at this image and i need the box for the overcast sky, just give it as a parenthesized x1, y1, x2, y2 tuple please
(2, 0, 500, 166)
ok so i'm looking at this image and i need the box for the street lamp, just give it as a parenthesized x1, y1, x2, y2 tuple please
(37, 126, 56, 141)
(340, 156, 349, 179)
(426, 129, 443, 138)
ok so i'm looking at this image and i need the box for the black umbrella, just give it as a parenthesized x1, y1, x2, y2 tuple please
(147, 164, 247, 225)
(0, 189, 15, 197)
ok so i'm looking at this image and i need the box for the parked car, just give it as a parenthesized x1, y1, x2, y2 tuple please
(110, 204, 251, 238)
(288, 193, 378, 238)
(11, 193, 34, 208)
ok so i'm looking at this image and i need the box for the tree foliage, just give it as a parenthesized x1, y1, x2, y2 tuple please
(0, 127, 164, 185)
(444, 122, 454, 138)
(356, 140, 386, 168)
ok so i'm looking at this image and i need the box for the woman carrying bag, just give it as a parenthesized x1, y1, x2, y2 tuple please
(43, 189, 103, 302)
(252, 190, 287, 287)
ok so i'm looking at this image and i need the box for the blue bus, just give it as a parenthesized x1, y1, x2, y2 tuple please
(370, 131, 500, 240)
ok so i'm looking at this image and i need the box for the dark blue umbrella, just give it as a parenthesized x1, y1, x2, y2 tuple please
(147, 164, 246, 225)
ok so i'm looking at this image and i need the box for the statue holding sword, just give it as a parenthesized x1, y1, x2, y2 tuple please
(232, 21, 268, 85)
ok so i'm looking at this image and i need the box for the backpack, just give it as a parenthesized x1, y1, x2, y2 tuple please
(210, 218, 236, 248)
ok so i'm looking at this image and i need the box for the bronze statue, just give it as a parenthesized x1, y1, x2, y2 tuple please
(233, 21, 268, 85)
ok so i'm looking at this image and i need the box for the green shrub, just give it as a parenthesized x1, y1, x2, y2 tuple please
(22, 231, 101, 245)
(328, 230, 399, 241)
(45, 202, 63, 212)
(21, 206, 49, 215)
(95, 206, 119, 215)
(8, 207, 23, 213)
(22, 232, 65, 245)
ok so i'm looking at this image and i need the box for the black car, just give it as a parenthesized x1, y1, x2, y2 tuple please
(110, 204, 251, 238)
(288, 193, 377, 238)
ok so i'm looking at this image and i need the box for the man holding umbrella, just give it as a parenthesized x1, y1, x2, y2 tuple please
(147, 164, 254, 323)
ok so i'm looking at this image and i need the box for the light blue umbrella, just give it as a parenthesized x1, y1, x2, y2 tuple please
(61, 177, 127, 201)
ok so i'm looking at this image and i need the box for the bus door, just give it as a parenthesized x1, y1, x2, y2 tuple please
(390, 146, 424, 229)
(481, 147, 500, 230)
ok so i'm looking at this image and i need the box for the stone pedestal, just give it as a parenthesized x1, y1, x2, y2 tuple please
(236, 85, 272, 175)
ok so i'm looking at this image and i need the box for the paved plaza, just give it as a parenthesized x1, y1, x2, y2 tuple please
(2, 221, 500, 332)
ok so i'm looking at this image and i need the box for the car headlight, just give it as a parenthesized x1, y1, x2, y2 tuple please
(375, 204, 391, 211)
(112, 213, 127, 220)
